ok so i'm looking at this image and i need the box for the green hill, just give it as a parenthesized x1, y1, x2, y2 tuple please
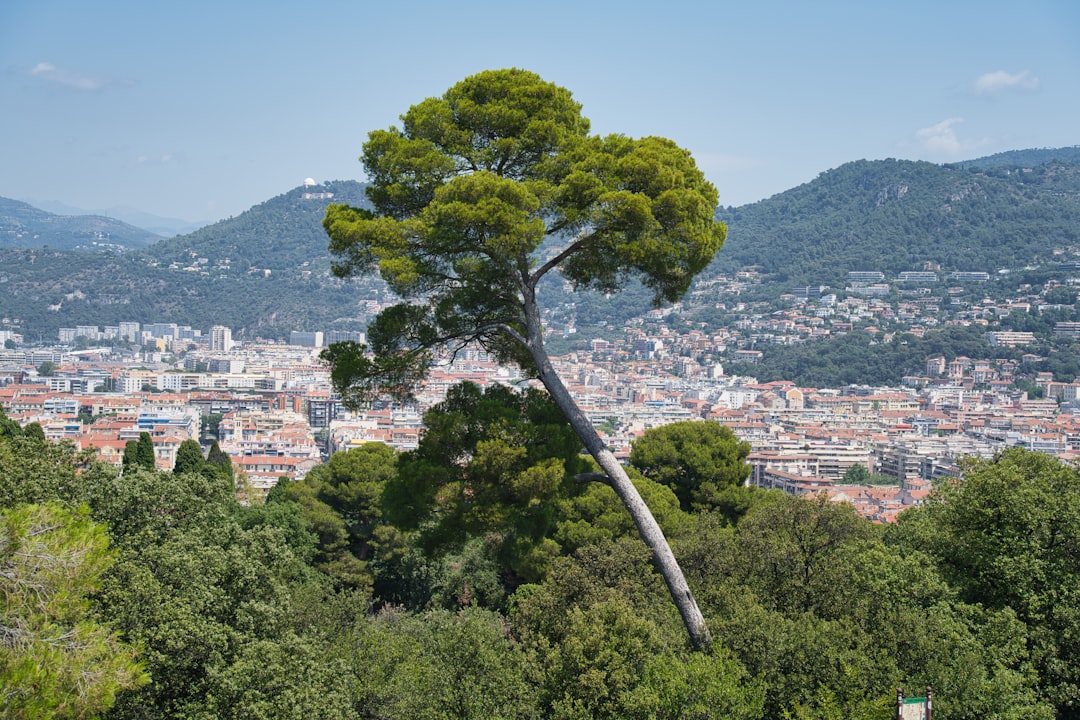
(711, 156, 1080, 287)
(3, 150, 1080, 343)
(0, 197, 162, 252)
(0, 181, 378, 339)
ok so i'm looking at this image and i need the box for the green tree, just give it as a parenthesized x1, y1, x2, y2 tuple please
(121, 440, 139, 474)
(893, 448, 1080, 714)
(351, 606, 538, 719)
(384, 383, 585, 589)
(629, 420, 752, 512)
(322, 68, 726, 650)
(173, 438, 206, 475)
(0, 503, 148, 718)
(36, 361, 57, 377)
(0, 405, 22, 440)
(206, 440, 234, 482)
(79, 462, 341, 719)
(200, 413, 224, 440)
(842, 463, 871, 485)
(0, 422, 81, 509)
(135, 431, 156, 471)
(303, 441, 398, 562)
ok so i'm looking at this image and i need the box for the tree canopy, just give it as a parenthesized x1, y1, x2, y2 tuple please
(322, 68, 725, 403)
(323, 67, 726, 650)
(629, 420, 752, 511)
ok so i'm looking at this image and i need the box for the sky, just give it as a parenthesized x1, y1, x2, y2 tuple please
(2, 0, 1078, 226)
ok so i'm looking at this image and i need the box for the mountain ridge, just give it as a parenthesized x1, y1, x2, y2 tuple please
(1, 148, 1078, 341)
(0, 197, 163, 252)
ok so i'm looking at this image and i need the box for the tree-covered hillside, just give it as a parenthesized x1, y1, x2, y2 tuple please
(712, 157, 1080, 286)
(0, 181, 379, 338)
(953, 145, 1080, 171)
(3, 151, 1080, 342)
(0, 197, 162, 251)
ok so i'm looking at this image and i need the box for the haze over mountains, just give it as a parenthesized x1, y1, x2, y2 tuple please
(0, 197, 163, 252)
(1, 147, 1078, 342)
(19, 198, 209, 238)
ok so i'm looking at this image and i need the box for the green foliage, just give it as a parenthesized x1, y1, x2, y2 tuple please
(135, 431, 155, 471)
(842, 463, 896, 486)
(384, 382, 586, 590)
(191, 634, 357, 720)
(78, 462, 342, 719)
(322, 68, 724, 404)
(666, 493, 1056, 719)
(121, 440, 139, 474)
(509, 539, 762, 719)
(0, 503, 148, 719)
(172, 438, 205, 475)
(893, 449, 1080, 712)
(726, 325, 1005, 387)
(629, 420, 752, 511)
(554, 469, 690, 554)
(350, 606, 538, 720)
(270, 441, 397, 592)
(205, 440, 234, 481)
(0, 424, 81, 509)
(0, 405, 22, 440)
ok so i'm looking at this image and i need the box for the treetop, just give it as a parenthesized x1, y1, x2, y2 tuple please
(324, 68, 726, 404)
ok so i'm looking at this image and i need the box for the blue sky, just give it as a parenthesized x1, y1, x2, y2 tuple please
(2, 0, 1078, 225)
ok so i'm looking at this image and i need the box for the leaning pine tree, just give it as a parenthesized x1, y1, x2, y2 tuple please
(322, 68, 726, 650)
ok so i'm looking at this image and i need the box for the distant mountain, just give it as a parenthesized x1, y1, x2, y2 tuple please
(952, 146, 1080, 171)
(0, 181, 375, 339)
(0, 197, 163, 251)
(21, 199, 208, 237)
(2, 149, 1079, 343)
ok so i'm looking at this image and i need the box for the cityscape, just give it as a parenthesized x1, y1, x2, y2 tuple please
(4, 255, 1079, 527)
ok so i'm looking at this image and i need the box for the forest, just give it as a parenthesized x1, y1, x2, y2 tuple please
(3, 384, 1079, 720)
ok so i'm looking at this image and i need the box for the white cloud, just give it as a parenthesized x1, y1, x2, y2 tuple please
(915, 117, 966, 155)
(29, 61, 131, 91)
(974, 69, 1039, 96)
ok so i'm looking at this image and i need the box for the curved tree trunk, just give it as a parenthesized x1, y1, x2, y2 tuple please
(521, 293, 713, 651)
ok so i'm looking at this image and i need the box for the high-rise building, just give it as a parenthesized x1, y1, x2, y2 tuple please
(210, 325, 234, 352)
(118, 321, 141, 343)
(289, 331, 324, 347)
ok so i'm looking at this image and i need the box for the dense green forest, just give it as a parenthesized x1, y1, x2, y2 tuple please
(4, 386, 1079, 719)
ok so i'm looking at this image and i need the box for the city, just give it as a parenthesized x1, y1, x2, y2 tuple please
(3, 273, 1077, 525)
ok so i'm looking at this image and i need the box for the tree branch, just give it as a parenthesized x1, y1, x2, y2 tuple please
(531, 234, 591, 286)
(574, 472, 612, 486)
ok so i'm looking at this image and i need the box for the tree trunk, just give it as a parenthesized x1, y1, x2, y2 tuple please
(521, 297, 712, 650)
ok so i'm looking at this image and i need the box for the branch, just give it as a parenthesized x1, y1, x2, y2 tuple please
(484, 322, 527, 347)
(531, 234, 591, 286)
(575, 472, 612, 486)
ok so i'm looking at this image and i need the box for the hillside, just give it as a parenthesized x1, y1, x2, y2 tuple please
(0, 181, 379, 338)
(0, 197, 162, 252)
(710, 157, 1080, 287)
(2, 150, 1080, 343)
